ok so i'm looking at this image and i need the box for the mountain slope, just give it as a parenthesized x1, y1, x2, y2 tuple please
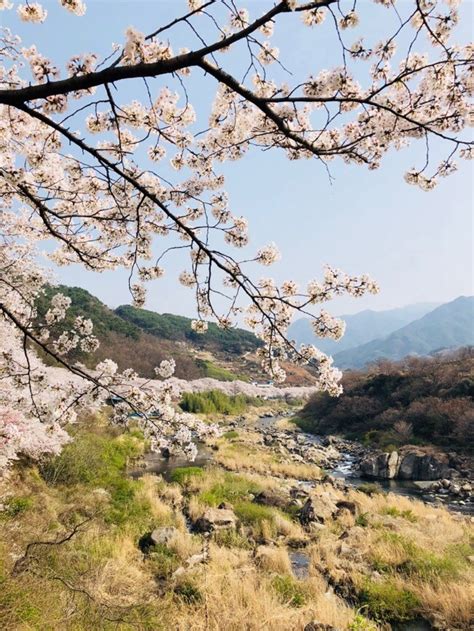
(115, 305, 259, 355)
(288, 302, 439, 355)
(35, 286, 263, 381)
(334, 296, 474, 368)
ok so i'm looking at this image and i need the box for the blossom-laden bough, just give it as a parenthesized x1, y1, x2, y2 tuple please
(0, 0, 471, 466)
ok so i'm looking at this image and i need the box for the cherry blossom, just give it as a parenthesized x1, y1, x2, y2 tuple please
(0, 0, 471, 467)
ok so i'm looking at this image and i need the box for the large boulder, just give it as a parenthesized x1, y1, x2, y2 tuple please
(192, 507, 237, 533)
(360, 448, 450, 481)
(150, 526, 180, 546)
(138, 526, 180, 552)
(360, 451, 400, 479)
(398, 450, 449, 480)
(299, 492, 338, 525)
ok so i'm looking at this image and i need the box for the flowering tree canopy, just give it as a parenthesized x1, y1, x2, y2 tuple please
(0, 0, 472, 466)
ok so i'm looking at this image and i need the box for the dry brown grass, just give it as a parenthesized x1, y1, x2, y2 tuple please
(213, 428, 323, 481)
(2, 422, 473, 631)
(254, 545, 292, 573)
(415, 582, 474, 626)
(170, 544, 355, 631)
(214, 442, 322, 480)
(305, 485, 474, 628)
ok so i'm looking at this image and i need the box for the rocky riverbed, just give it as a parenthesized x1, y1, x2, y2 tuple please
(227, 414, 474, 514)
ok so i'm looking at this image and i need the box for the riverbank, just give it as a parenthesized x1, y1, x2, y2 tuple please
(1, 414, 473, 630)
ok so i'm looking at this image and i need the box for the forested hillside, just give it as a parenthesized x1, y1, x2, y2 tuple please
(299, 348, 474, 453)
(35, 286, 263, 381)
(115, 305, 259, 355)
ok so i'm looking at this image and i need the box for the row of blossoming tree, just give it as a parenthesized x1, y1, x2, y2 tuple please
(0, 0, 471, 467)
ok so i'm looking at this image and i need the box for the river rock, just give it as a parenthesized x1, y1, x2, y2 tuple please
(253, 489, 290, 509)
(150, 526, 180, 546)
(299, 493, 338, 525)
(193, 507, 237, 533)
(335, 500, 359, 516)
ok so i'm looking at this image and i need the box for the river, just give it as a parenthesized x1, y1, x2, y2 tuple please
(129, 415, 472, 514)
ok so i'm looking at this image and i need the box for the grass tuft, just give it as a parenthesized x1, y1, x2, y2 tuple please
(271, 575, 307, 608)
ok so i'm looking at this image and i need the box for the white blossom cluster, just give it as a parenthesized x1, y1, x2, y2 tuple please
(0, 0, 471, 466)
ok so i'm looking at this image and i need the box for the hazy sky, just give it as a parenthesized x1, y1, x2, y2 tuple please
(5, 1, 473, 318)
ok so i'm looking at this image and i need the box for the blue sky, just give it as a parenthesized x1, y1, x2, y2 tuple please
(3, 0, 473, 317)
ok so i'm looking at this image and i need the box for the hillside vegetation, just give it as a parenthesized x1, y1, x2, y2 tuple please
(35, 286, 262, 381)
(299, 348, 474, 453)
(116, 305, 260, 355)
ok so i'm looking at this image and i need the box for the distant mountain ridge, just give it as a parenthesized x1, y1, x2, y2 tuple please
(288, 302, 440, 355)
(334, 296, 474, 368)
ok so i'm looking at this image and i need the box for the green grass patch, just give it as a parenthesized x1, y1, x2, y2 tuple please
(373, 533, 468, 583)
(173, 580, 203, 604)
(179, 390, 262, 415)
(355, 512, 370, 527)
(2, 496, 34, 518)
(197, 472, 262, 507)
(40, 431, 144, 487)
(147, 544, 180, 580)
(380, 506, 417, 522)
(359, 579, 420, 622)
(233, 501, 276, 525)
(170, 467, 205, 485)
(223, 430, 239, 440)
(40, 430, 155, 531)
(212, 529, 252, 550)
(196, 359, 241, 382)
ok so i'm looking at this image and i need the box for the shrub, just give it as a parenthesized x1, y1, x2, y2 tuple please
(40, 430, 154, 530)
(40, 431, 143, 487)
(348, 613, 378, 630)
(271, 575, 307, 608)
(148, 544, 180, 580)
(2, 496, 33, 517)
(299, 350, 474, 454)
(179, 390, 261, 415)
